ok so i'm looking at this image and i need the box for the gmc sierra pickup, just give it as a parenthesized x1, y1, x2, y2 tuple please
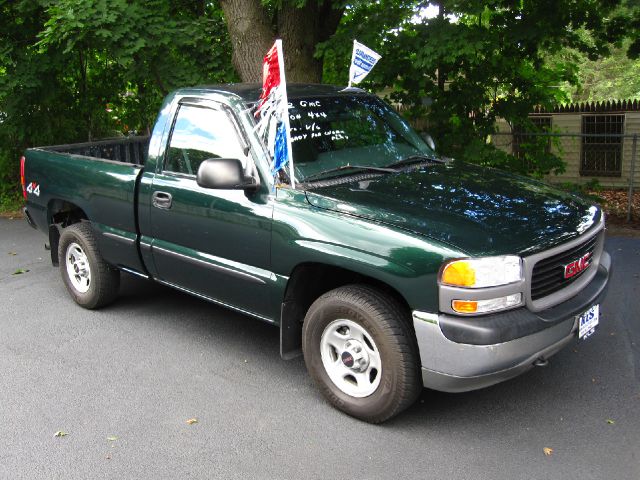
(22, 84, 610, 422)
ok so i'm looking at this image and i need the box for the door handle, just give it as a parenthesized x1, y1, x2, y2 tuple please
(152, 191, 172, 209)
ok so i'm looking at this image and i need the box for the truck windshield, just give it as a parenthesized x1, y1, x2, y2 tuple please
(283, 95, 434, 182)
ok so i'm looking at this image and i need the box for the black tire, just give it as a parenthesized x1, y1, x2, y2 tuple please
(302, 284, 422, 423)
(58, 222, 120, 309)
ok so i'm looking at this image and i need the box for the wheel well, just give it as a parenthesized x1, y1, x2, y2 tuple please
(47, 200, 88, 266)
(279, 262, 412, 360)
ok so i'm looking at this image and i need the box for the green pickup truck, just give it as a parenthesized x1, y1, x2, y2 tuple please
(22, 84, 610, 422)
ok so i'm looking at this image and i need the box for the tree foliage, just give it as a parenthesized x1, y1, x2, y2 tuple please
(341, 0, 632, 176)
(219, 0, 345, 83)
(555, 39, 640, 102)
(0, 0, 234, 199)
(551, 1, 640, 102)
(0, 0, 638, 203)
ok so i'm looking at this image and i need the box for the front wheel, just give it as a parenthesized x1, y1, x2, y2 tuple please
(58, 222, 120, 309)
(302, 285, 422, 423)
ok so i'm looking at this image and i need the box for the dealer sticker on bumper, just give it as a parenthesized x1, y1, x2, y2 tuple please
(578, 304, 599, 340)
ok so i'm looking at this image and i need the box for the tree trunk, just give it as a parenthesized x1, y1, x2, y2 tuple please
(220, 0, 344, 83)
(219, 0, 275, 82)
(278, 1, 322, 82)
(436, 2, 447, 92)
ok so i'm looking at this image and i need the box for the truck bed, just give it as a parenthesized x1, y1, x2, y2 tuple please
(24, 137, 149, 275)
(42, 135, 150, 165)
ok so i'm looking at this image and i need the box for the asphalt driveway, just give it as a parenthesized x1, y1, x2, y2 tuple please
(1, 217, 638, 479)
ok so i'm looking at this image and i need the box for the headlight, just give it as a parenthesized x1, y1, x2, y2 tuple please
(440, 255, 522, 288)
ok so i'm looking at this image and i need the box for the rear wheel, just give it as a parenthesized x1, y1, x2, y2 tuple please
(302, 284, 422, 423)
(58, 222, 120, 309)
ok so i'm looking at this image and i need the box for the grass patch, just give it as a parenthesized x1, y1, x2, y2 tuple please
(0, 186, 24, 218)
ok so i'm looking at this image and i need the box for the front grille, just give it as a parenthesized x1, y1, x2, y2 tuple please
(530, 234, 599, 300)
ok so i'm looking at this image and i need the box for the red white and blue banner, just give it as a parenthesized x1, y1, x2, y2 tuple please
(348, 40, 381, 87)
(255, 39, 295, 187)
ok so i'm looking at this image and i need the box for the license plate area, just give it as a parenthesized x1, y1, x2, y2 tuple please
(578, 304, 599, 340)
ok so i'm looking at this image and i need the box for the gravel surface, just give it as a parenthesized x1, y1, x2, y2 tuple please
(1, 218, 638, 479)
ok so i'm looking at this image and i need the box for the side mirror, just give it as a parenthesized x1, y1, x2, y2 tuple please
(196, 158, 259, 191)
(420, 132, 436, 151)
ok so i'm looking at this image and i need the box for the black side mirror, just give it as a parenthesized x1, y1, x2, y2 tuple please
(196, 158, 259, 191)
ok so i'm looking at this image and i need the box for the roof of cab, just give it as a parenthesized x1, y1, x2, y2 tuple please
(177, 83, 367, 103)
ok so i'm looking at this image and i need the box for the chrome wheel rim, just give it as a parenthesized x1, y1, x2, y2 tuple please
(65, 242, 91, 293)
(320, 319, 382, 398)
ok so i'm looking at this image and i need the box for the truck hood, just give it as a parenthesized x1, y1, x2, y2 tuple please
(304, 161, 601, 256)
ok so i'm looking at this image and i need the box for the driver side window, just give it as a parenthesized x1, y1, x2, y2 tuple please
(165, 104, 246, 175)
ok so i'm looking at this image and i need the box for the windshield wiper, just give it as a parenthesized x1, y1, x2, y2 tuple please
(385, 154, 445, 169)
(302, 164, 396, 183)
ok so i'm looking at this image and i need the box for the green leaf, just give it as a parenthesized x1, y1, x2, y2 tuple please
(12, 268, 29, 275)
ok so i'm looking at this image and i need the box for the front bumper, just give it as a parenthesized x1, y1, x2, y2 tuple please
(413, 250, 611, 393)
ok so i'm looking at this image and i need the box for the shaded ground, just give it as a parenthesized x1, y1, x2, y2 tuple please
(1, 218, 639, 479)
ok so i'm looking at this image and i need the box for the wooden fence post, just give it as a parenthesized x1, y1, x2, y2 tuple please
(628, 133, 637, 223)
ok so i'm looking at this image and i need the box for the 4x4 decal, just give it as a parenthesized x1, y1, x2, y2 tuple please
(26, 182, 40, 197)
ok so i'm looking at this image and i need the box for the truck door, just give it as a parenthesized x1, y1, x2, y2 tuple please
(147, 100, 274, 319)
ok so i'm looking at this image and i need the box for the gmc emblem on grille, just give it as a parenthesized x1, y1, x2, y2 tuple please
(563, 252, 591, 279)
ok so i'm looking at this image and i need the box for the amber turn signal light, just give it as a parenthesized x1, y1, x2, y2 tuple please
(441, 261, 476, 287)
(451, 300, 478, 313)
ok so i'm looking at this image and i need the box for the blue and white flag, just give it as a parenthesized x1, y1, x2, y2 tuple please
(348, 40, 381, 87)
(272, 122, 289, 176)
